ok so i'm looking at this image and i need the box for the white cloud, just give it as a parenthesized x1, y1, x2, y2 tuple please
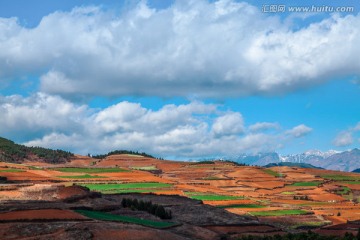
(0, 93, 88, 138)
(332, 122, 360, 147)
(286, 124, 312, 138)
(0, 1, 359, 98)
(249, 122, 280, 132)
(333, 131, 353, 147)
(353, 122, 360, 131)
(0, 93, 311, 158)
(212, 112, 244, 137)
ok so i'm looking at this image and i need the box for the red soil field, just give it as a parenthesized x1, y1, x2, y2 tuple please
(0, 209, 87, 221)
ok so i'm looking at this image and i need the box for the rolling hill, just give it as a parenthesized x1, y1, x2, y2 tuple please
(0, 137, 73, 164)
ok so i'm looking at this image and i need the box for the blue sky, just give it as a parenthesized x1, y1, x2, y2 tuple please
(0, 0, 359, 159)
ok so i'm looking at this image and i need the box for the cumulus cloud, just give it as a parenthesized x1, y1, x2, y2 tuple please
(212, 112, 244, 137)
(0, 1, 359, 98)
(0, 93, 311, 158)
(332, 122, 360, 147)
(333, 131, 353, 147)
(249, 122, 280, 132)
(285, 124, 312, 138)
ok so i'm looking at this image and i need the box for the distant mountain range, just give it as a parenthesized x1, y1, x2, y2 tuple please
(1, 135, 359, 172)
(264, 162, 323, 169)
(236, 148, 360, 172)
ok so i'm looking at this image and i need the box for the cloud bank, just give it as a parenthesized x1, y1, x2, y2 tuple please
(0, 1, 359, 98)
(0, 93, 310, 158)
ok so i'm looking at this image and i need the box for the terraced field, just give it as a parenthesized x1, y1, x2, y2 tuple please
(1, 154, 360, 238)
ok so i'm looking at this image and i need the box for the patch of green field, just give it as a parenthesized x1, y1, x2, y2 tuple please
(281, 191, 295, 195)
(250, 209, 308, 216)
(0, 169, 24, 172)
(218, 204, 265, 209)
(321, 174, 360, 181)
(340, 181, 360, 185)
(185, 193, 244, 201)
(101, 189, 171, 194)
(291, 181, 320, 187)
(262, 169, 282, 178)
(336, 186, 351, 195)
(298, 202, 330, 206)
(81, 182, 172, 193)
(75, 210, 177, 228)
(28, 166, 42, 170)
(202, 176, 228, 180)
(53, 167, 129, 173)
(58, 174, 106, 179)
(130, 166, 158, 171)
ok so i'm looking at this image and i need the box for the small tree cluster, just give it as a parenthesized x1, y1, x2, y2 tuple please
(121, 198, 172, 219)
(293, 195, 309, 200)
(0, 176, 7, 182)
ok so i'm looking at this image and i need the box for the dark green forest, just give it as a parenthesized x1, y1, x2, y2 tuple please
(0, 137, 73, 164)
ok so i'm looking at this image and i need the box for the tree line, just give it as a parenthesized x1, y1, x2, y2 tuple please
(121, 198, 172, 219)
(92, 150, 156, 159)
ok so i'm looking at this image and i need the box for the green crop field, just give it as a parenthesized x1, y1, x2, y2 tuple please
(186, 193, 244, 201)
(75, 210, 178, 228)
(262, 169, 282, 178)
(337, 186, 351, 195)
(103, 189, 171, 194)
(251, 209, 308, 216)
(321, 174, 360, 181)
(0, 169, 24, 172)
(291, 182, 320, 187)
(298, 202, 330, 206)
(218, 204, 265, 208)
(53, 167, 129, 173)
(80, 182, 172, 194)
(340, 181, 360, 185)
(58, 174, 106, 179)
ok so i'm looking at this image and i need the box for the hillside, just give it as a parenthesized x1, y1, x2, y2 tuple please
(0, 137, 74, 164)
(264, 162, 323, 169)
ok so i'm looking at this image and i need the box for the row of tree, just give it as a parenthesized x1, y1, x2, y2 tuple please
(121, 198, 172, 219)
(293, 195, 309, 200)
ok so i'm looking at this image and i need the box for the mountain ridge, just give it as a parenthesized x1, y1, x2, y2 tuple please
(235, 149, 360, 172)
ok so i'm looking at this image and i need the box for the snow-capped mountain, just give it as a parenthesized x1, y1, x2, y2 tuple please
(235, 149, 359, 172)
(280, 149, 340, 163)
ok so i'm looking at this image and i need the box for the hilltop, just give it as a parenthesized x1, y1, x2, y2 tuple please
(0, 137, 73, 164)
